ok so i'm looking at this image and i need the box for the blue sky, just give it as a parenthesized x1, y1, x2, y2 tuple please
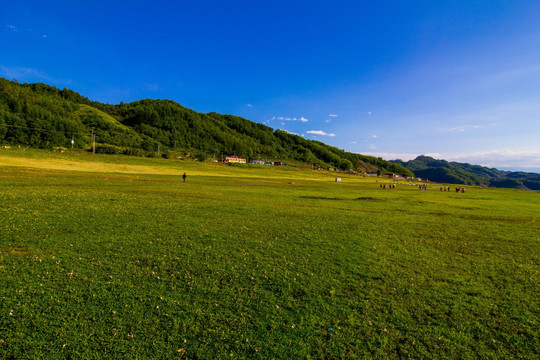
(2, 1, 540, 172)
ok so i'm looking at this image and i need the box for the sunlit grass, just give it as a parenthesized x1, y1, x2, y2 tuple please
(1, 149, 538, 359)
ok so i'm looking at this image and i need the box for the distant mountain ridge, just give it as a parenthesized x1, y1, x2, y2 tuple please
(393, 155, 540, 190)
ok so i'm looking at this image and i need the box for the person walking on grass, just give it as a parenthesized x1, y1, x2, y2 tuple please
(182, 172, 187, 183)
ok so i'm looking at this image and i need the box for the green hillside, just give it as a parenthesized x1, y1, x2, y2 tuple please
(0, 78, 413, 176)
(395, 155, 540, 190)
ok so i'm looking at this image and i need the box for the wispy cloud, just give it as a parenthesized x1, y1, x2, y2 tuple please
(443, 124, 486, 132)
(5, 25, 18, 32)
(272, 115, 308, 122)
(443, 149, 540, 171)
(246, 103, 253, 108)
(371, 134, 378, 138)
(0, 65, 71, 85)
(369, 144, 376, 150)
(307, 130, 336, 137)
(326, 114, 337, 123)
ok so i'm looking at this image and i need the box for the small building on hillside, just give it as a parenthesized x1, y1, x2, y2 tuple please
(252, 159, 274, 165)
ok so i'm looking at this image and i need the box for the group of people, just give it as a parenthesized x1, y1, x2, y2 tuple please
(438, 186, 465, 192)
(380, 184, 396, 190)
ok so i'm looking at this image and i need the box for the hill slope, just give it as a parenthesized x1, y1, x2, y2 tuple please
(0, 78, 413, 176)
(394, 155, 540, 190)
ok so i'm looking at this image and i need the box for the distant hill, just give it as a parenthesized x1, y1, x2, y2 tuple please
(0, 78, 414, 176)
(393, 155, 540, 190)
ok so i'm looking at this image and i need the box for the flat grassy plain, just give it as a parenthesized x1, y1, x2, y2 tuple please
(1, 149, 538, 359)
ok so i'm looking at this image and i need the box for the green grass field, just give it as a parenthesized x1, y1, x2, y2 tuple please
(1, 149, 539, 359)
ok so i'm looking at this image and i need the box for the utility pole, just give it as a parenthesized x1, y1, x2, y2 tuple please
(91, 127, 95, 154)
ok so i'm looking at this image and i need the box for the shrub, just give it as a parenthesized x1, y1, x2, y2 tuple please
(123, 148, 146, 157)
(95, 144, 122, 154)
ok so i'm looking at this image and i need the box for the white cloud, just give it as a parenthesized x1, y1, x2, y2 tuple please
(273, 115, 308, 122)
(371, 134, 377, 138)
(325, 119, 332, 123)
(366, 112, 372, 115)
(307, 130, 336, 137)
(369, 144, 376, 150)
(246, 103, 253, 108)
(329, 114, 338, 117)
(349, 141, 357, 144)
(5, 25, 18, 32)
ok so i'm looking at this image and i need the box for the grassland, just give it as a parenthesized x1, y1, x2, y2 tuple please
(1, 149, 538, 359)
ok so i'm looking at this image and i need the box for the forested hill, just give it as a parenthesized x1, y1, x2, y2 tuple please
(393, 156, 540, 190)
(0, 78, 413, 176)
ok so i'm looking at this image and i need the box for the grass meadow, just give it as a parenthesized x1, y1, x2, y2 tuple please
(1, 149, 539, 359)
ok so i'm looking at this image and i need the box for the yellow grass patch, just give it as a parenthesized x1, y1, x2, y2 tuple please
(0, 154, 207, 176)
(0, 150, 371, 182)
